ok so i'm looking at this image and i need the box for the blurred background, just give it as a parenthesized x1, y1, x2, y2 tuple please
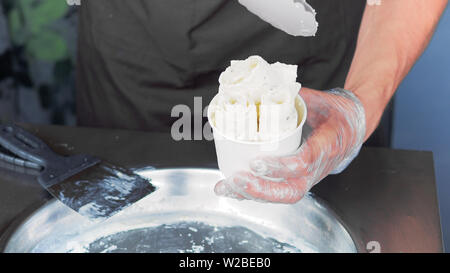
(0, 0, 77, 126)
(0, 1, 449, 250)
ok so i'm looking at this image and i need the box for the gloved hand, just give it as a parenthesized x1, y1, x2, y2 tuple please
(214, 87, 366, 203)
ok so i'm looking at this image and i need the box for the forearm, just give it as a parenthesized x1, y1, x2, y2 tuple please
(344, 0, 448, 140)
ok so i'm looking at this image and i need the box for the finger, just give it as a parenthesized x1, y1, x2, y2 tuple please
(249, 140, 316, 179)
(219, 171, 307, 203)
(249, 121, 341, 182)
(214, 180, 247, 200)
(249, 155, 306, 179)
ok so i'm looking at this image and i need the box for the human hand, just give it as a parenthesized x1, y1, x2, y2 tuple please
(214, 87, 366, 203)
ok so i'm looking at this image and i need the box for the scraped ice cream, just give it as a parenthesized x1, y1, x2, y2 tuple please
(238, 0, 318, 37)
(209, 56, 302, 142)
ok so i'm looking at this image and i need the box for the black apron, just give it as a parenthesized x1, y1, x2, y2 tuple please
(76, 0, 366, 133)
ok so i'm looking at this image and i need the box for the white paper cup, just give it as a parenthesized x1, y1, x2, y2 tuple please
(207, 94, 307, 178)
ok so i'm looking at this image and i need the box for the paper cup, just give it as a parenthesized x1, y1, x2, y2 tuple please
(207, 94, 307, 178)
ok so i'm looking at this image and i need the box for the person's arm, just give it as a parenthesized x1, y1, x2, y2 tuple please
(347, 0, 448, 140)
(215, 0, 448, 203)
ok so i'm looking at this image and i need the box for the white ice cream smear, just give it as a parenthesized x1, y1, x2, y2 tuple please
(238, 0, 318, 37)
(210, 56, 301, 142)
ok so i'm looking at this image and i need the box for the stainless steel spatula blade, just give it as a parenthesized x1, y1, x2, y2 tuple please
(0, 124, 157, 220)
(48, 163, 156, 220)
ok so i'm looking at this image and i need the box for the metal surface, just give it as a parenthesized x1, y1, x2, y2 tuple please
(3, 168, 357, 253)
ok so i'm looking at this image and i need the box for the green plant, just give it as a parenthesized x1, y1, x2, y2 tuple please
(8, 0, 69, 62)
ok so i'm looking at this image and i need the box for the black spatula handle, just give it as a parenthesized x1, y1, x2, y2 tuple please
(0, 124, 101, 188)
(0, 151, 42, 170)
(0, 124, 61, 167)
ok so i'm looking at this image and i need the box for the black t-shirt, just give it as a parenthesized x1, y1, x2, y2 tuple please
(76, 0, 366, 132)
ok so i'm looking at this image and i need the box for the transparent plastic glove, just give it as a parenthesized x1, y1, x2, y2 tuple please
(214, 88, 366, 203)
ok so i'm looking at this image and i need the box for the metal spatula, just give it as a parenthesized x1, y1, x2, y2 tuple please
(0, 124, 157, 220)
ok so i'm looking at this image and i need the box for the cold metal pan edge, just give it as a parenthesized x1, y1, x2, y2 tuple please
(3, 168, 359, 253)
